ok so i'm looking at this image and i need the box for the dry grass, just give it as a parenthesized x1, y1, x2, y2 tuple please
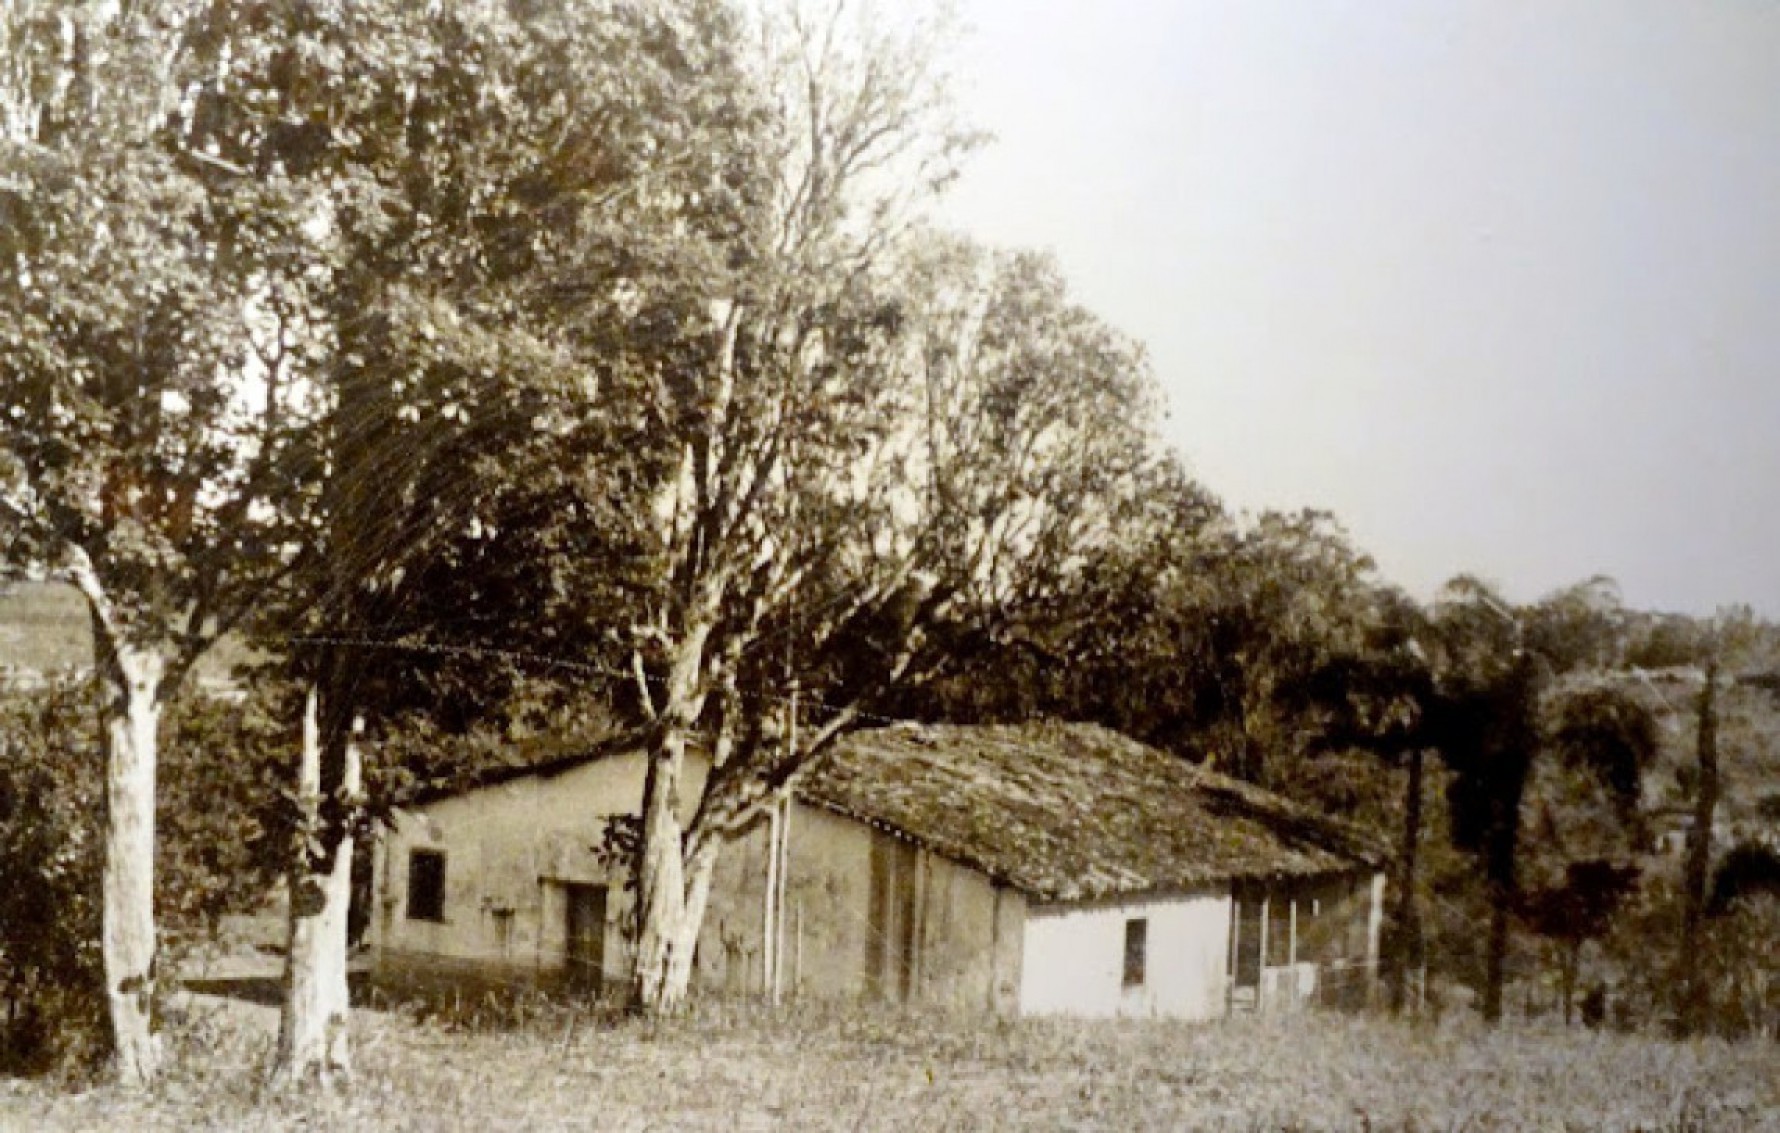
(3, 998, 1776, 1131)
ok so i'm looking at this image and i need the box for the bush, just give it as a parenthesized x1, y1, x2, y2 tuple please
(0, 677, 287, 1075)
(0, 678, 107, 1075)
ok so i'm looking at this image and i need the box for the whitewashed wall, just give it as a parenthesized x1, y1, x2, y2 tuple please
(1019, 890, 1233, 1020)
(369, 751, 710, 982)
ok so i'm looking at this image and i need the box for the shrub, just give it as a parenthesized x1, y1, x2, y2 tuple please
(0, 677, 286, 1074)
(0, 678, 107, 1075)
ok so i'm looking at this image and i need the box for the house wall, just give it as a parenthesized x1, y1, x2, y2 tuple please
(368, 750, 1374, 1021)
(368, 751, 709, 992)
(699, 803, 1025, 1014)
(369, 757, 1025, 1014)
(1021, 870, 1387, 1021)
(1020, 890, 1234, 1020)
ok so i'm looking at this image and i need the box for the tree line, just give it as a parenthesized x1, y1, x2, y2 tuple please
(3, 0, 1778, 1092)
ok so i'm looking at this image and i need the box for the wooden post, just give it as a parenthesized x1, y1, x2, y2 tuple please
(1227, 891, 1240, 1015)
(1366, 873, 1387, 1008)
(763, 802, 780, 999)
(771, 795, 791, 1004)
(1288, 897, 1299, 1008)
(1258, 897, 1270, 1014)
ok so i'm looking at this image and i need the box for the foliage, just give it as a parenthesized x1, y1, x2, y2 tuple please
(1548, 687, 1659, 823)
(0, 679, 105, 1075)
(0, 0, 322, 656)
(1522, 576, 1627, 674)
(910, 489, 1388, 795)
(158, 690, 291, 940)
(1693, 892, 1780, 1039)
(0, 677, 283, 1074)
(1707, 842, 1780, 915)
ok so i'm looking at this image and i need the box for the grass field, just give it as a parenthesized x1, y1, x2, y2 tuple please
(0, 580, 258, 684)
(3, 997, 1775, 1131)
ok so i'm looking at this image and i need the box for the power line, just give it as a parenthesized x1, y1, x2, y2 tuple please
(281, 632, 910, 730)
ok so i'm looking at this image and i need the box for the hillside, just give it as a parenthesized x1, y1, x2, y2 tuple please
(1556, 666, 1780, 825)
(0, 581, 259, 688)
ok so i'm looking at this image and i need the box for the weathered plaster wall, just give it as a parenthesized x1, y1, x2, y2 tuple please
(699, 804, 1025, 1014)
(1019, 890, 1233, 1020)
(369, 758, 1024, 1014)
(368, 751, 709, 990)
(368, 751, 1375, 1020)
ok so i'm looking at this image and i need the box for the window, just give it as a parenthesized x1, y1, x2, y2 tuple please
(407, 849, 446, 922)
(1123, 917, 1148, 988)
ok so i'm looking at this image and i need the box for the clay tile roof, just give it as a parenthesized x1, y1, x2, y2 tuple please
(800, 721, 1387, 903)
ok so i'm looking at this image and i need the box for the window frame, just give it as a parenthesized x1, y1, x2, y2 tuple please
(406, 847, 448, 923)
(1122, 916, 1149, 988)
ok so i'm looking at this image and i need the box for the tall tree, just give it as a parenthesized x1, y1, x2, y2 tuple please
(0, 0, 319, 1083)
(1432, 578, 1659, 1025)
(170, 0, 758, 1079)
(1518, 685, 1658, 1022)
(619, 228, 1163, 1012)
(1679, 657, 1720, 1034)
(1429, 578, 1541, 1024)
(607, 0, 984, 1014)
(1295, 588, 1442, 1013)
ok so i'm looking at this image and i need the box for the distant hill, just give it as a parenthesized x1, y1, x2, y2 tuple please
(1557, 666, 1780, 825)
(0, 581, 91, 675)
(0, 581, 257, 690)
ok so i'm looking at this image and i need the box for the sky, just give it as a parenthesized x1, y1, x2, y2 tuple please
(935, 1, 1780, 617)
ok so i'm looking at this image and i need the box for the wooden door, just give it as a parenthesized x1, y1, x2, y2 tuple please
(565, 883, 607, 994)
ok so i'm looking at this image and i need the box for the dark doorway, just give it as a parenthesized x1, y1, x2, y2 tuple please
(867, 837, 920, 1002)
(564, 883, 608, 994)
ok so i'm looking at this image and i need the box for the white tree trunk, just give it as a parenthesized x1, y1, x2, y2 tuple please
(270, 689, 359, 1087)
(100, 644, 164, 1087)
(662, 841, 721, 1003)
(631, 725, 691, 1014)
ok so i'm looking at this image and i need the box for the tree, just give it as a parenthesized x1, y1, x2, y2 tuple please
(1424, 578, 1544, 1024)
(168, 0, 761, 1079)
(0, 0, 320, 1083)
(0, 675, 285, 1075)
(617, 225, 1164, 1012)
(1523, 576, 1627, 675)
(1519, 860, 1640, 1024)
(1430, 578, 1661, 1025)
(1294, 587, 1442, 1013)
(594, 1, 987, 1014)
(1678, 658, 1720, 1034)
(1515, 685, 1657, 1023)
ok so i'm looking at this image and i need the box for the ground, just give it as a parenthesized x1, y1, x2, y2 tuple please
(3, 994, 1775, 1132)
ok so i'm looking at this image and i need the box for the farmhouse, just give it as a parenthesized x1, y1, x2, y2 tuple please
(368, 721, 1388, 1019)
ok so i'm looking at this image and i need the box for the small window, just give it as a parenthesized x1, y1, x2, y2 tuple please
(1123, 917, 1148, 988)
(407, 849, 446, 922)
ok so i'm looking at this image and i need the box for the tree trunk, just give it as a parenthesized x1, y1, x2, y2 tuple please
(1560, 939, 1579, 1026)
(270, 688, 360, 1087)
(99, 642, 165, 1087)
(631, 721, 691, 1014)
(1679, 659, 1719, 1035)
(1480, 658, 1536, 1028)
(630, 731, 732, 1014)
(1387, 747, 1426, 1014)
(1481, 799, 1521, 1027)
(662, 840, 721, 1004)
(1482, 888, 1510, 1025)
